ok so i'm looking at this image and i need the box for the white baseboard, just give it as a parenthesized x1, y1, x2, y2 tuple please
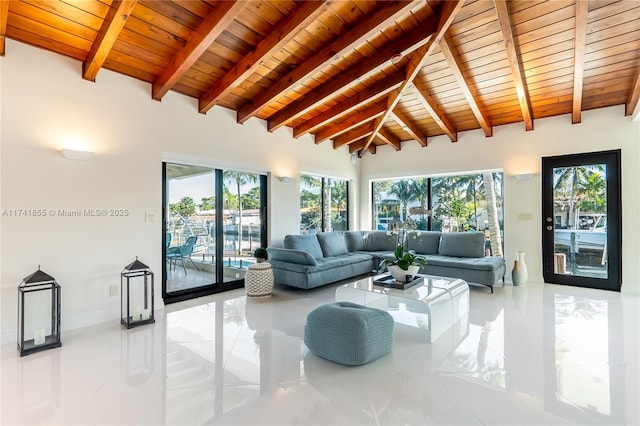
(1, 306, 164, 346)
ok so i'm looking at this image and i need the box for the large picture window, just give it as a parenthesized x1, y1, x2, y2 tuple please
(372, 172, 504, 255)
(300, 174, 349, 233)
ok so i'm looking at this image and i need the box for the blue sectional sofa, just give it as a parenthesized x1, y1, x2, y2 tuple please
(267, 230, 506, 293)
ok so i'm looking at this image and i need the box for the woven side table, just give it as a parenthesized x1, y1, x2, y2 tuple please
(245, 262, 274, 299)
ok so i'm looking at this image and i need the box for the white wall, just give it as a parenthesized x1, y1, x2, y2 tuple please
(0, 40, 357, 340)
(359, 107, 640, 294)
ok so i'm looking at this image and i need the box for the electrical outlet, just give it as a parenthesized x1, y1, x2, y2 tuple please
(145, 212, 155, 223)
(235, 273, 240, 278)
(109, 285, 119, 297)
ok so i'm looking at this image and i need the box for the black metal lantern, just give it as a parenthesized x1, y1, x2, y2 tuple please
(18, 266, 62, 356)
(121, 257, 155, 329)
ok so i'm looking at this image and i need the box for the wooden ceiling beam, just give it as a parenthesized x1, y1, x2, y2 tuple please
(153, 1, 246, 101)
(494, 0, 533, 131)
(333, 123, 374, 149)
(314, 103, 386, 144)
(266, 11, 441, 132)
(412, 85, 457, 142)
(625, 66, 640, 117)
(362, 0, 464, 152)
(390, 107, 427, 147)
(82, 0, 138, 82)
(237, 0, 423, 124)
(197, 1, 328, 112)
(294, 69, 405, 139)
(0, 0, 9, 56)
(571, 0, 588, 124)
(349, 139, 377, 155)
(378, 128, 402, 151)
(439, 34, 493, 137)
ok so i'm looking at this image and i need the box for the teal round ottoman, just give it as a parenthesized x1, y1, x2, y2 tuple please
(304, 302, 394, 366)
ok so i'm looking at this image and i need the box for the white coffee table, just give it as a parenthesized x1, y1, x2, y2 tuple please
(335, 274, 469, 342)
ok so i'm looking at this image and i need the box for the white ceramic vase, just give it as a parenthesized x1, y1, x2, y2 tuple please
(387, 265, 419, 282)
(512, 251, 528, 286)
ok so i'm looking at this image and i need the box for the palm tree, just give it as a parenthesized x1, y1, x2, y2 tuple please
(300, 174, 322, 232)
(554, 165, 603, 229)
(389, 179, 416, 221)
(223, 171, 257, 255)
(576, 172, 606, 214)
(483, 172, 503, 258)
(432, 176, 465, 231)
(457, 174, 482, 230)
(323, 178, 333, 231)
(410, 178, 430, 219)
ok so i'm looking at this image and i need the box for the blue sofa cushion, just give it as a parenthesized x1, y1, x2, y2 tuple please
(284, 234, 324, 260)
(439, 232, 484, 258)
(317, 232, 349, 257)
(407, 231, 442, 254)
(344, 231, 365, 251)
(363, 231, 397, 251)
(425, 255, 504, 271)
(267, 247, 317, 265)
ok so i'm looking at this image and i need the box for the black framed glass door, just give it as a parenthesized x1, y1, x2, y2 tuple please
(162, 163, 267, 304)
(542, 150, 621, 291)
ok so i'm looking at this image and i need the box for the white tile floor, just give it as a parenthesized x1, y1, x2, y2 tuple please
(2, 279, 639, 425)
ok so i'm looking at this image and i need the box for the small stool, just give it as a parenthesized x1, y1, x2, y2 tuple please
(244, 262, 274, 299)
(304, 302, 394, 366)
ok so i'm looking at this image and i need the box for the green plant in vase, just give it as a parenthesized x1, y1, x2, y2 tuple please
(253, 247, 268, 263)
(380, 245, 426, 282)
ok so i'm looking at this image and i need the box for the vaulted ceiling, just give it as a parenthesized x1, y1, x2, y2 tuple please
(1, 0, 639, 156)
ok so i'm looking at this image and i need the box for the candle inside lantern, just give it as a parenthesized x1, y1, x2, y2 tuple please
(34, 328, 46, 345)
(135, 305, 142, 320)
(141, 309, 150, 321)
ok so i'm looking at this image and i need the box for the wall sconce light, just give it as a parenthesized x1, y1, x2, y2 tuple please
(514, 173, 536, 181)
(277, 176, 292, 183)
(61, 148, 94, 161)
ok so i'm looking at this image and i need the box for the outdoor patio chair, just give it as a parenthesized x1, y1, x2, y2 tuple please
(167, 235, 200, 275)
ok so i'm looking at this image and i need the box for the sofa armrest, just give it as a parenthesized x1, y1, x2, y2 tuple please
(267, 248, 318, 266)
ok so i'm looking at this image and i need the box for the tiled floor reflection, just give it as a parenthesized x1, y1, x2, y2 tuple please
(1, 281, 638, 425)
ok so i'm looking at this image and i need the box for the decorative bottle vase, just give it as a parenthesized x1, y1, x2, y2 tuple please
(511, 260, 521, 286)
(512, 251, 528, 286)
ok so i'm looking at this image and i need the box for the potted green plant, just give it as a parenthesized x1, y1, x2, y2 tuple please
(380, 245, 426, 282)
(253, 247, 269, 263)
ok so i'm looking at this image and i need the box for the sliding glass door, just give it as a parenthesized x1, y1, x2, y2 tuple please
(162, 163, 267, 303)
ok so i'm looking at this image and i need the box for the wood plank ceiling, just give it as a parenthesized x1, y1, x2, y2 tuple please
(2, 0, 639, 156)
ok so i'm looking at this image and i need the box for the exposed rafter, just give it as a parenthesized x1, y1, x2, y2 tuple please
(237, 0, 423, 124)
(314, 103, 386, 144)
(378, 128, 402, 151)
(349, 139, 376, 154)
(412, 85, 457, 142)
(571, 0, 588, 124)
(333, 124, 374, 149)
(266, 11, 440, 132)
(362, 0, 464, 153)
(196, 1, 328, 112)
(390, 107, 427, 147)
(152, 1, 246, 101)
(625, 65, 640, 117)
(293, 70, 405, 139)
(0, 0, 8, 56)
(494, 0, 533, 131)
(439, 34, 493, 137)
(82, 0, 138, 82)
